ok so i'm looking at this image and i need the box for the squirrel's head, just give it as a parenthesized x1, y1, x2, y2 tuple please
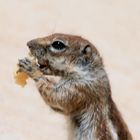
(27, 33, 103, 76)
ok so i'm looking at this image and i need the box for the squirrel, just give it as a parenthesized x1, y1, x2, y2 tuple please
(18, 33, 132, 140)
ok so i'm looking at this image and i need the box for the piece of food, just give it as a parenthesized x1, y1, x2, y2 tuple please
(14, 69, 29, 87)
(14, 53, 36, 87)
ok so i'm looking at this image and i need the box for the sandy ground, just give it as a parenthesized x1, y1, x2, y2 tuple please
(0, 0, 140, 139)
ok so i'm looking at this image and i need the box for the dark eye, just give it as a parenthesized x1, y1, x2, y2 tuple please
(51, 41, 66, 50)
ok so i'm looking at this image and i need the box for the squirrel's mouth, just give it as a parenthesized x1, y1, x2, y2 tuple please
(37, 59, 48, 69)
(28, 52, 48, 69)
(39, 64, 46, 69)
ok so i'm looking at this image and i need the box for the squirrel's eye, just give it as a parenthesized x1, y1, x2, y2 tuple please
(51, 41, 66, 51)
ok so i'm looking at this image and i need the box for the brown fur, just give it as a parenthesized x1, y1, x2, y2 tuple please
(18, 33, 132, 140)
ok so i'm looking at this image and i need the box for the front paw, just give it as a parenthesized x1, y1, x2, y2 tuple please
(18, 58, 42, 79)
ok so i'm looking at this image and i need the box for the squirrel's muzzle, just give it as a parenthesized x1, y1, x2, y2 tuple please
(27, 40, 37, 49)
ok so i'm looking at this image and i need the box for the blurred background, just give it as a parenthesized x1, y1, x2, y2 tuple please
(0, 0, 140, 139)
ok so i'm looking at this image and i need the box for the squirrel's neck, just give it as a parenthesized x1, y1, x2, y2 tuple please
(69, 96, 132, 140)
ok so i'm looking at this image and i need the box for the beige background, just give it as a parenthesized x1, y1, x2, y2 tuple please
(0, 0, 140, 139)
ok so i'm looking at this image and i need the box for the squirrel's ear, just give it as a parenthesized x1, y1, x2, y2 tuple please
(81, 44, 92, 57)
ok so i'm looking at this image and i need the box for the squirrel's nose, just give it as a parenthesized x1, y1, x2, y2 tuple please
(27, 40, 36, 49)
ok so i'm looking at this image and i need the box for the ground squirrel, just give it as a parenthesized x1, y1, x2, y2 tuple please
(18, 33, 132, 140)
